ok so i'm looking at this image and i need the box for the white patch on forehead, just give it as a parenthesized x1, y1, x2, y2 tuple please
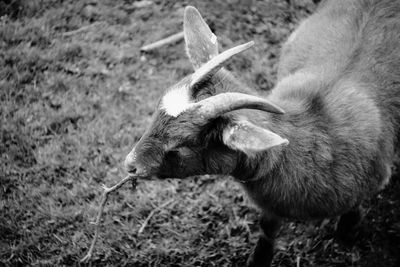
(161, 84, 193, 117)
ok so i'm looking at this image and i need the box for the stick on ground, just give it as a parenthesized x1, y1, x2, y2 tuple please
(140, 32, 184, 52)
(80, 175, 137, 263)
(138, 199, 175, 235)
(62, 22, 105, 37)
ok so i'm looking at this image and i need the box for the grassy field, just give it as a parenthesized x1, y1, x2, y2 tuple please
(1, 0, 400, 266)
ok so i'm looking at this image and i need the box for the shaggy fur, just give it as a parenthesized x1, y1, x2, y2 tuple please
(125, 1, 400, 266)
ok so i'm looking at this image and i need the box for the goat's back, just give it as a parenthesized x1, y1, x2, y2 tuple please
(278, 0, 400, 141)
(279, 0, 400, 82)
(251, 0, 400, 219)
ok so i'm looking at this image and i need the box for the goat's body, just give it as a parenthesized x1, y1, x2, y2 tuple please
(126, 3, 400, 265)
(237, 0, 400, 220)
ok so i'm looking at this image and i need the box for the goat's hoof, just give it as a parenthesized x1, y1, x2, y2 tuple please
(335, 207, 364, 246)
(246, 254, 271, 267)
(335, 227, 361, 247)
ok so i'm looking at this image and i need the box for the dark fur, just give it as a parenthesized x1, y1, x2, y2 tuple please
(126, 1, 400, 266)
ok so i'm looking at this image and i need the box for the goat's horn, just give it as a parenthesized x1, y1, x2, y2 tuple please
(190, 41, 254, 87)
(194, 92, 285, 119)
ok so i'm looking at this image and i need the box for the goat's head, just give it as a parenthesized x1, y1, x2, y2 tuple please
(125, 6, 288, 179)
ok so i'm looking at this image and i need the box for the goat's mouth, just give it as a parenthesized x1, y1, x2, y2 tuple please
(131, 173, 179, 181)
(127, 171, 158, 180)
(126, 165, 153, 179)
(126, 167, 179, 180)
(136, 174, 158, 180)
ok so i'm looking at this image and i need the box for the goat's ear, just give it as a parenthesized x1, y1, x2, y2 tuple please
(222, 120, 289, 156)
(184, 6, 219, 69)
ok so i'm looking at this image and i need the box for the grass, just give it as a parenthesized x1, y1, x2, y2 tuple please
(1, 0, 399, 266)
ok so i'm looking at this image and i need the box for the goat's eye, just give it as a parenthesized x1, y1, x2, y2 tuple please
(165, 149, 180, 159)
(167, 141, 189, 150)
(163, 150, 183, 167)
(165, 147, 191, 159)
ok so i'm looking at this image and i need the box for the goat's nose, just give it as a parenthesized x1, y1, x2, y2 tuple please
(124, 149, 137, 174)
(127, 166, 137, 174)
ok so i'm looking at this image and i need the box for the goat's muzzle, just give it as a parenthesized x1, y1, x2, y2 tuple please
(124, 149, 139, 173)
(124, 148, 154, 179)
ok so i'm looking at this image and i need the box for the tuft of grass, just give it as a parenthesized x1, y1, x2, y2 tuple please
(1, 0, 399, 266)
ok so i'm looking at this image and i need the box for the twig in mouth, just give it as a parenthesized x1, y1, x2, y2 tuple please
(80, 175, 137, 263)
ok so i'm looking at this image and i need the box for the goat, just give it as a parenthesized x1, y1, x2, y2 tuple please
(125, 1, 400, 266)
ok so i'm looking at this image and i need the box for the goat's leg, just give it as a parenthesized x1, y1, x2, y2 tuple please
(335, 205, 363, 245)
(247, 213, 281, 267)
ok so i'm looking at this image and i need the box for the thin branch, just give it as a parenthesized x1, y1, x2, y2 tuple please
(80, 175, 137, 263)
(138, 199, 175, 235)
(62, 22, 105, 37)
(140, 32, 184, 52)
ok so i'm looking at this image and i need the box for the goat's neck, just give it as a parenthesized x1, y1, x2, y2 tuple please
(232, 71, 329, 181)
